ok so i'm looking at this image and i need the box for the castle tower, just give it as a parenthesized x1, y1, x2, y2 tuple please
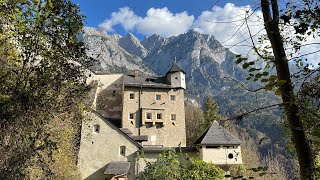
(121, 64, 187, 147)
(166, 63, 186, 89)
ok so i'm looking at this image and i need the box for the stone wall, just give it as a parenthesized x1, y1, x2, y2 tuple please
(93, 74, 124, 121)
(122, 87, 186, 147)
(78, 112, 139, 180)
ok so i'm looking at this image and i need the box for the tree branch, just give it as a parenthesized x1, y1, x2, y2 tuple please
(221, 103, 283, 124)
(223, 76, 267, 92)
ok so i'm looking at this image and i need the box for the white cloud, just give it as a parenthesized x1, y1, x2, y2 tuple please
(98, 7, 194, 37)
(193, 3, 265, 59)
(137, 7, 194, 37)
(99, 7, 141, 32)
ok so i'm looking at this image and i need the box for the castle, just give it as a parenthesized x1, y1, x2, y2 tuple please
(78, 63, 242, 179)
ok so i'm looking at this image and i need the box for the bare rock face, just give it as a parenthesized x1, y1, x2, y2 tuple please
(118, 32, 147, 58)
(82, 27, 153, 75)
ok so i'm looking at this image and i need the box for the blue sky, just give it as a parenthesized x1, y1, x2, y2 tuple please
(72, 0, 252, 27)
(71, 0, 253, 37)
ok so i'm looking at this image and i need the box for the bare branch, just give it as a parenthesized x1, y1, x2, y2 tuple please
(245, 11, 269, 60)
(288, 49, 320, 61)
(223, 76, 267, 92)
(221, 103, 283, 124)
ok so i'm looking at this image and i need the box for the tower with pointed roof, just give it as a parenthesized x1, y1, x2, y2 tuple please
(166, 61, 186, 89)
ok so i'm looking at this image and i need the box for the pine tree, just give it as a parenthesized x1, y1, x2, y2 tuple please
(203, 96, 222, 129)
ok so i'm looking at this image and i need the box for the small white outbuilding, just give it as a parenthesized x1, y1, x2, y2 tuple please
(194, 121, 242, 171)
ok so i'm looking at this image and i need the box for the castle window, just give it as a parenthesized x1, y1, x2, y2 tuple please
(120, 146, 126, 156)
(112, 90, 116, 97)
(171, 114, 176, 121)
(156, 113, 162, 120)
(146, 113, 152, 120)
(156, 94, 161, 100)
(93, 124, 100, 133)
(129, 93, 135, 100)
(129, 113, 134, 120)
(145, 122, 153, 128)
(175, 77, 178, 80)
(170, 95, 175, 101)
(155, 122, 163, 129)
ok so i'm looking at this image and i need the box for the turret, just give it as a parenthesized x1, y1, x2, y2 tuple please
(166, 62, 186, 89)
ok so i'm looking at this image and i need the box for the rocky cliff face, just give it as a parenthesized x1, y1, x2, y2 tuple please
(81, 27, 153, 74)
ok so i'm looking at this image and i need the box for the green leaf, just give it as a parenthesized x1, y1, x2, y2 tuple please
(242, 63, 249, 69)
(255, 73, 263, 79)
(262, 72, 269, 76)
(236, 57, 248, 64)
(261, 78, 269, 83)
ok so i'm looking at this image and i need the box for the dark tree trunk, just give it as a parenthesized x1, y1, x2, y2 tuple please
(260, 0, 314, 179)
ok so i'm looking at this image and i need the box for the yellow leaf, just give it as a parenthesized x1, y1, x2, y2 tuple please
(275, 88, 282, 96)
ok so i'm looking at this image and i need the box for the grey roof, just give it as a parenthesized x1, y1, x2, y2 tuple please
(120, 128, 133, 135)
(124, 75, 173, 89)
(119, 128, 147, 141)
(166, 63, 186, 74)
(104, 161, 131, 175)
(143, 146, 197, 153)
(194, 121, 242, 145)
